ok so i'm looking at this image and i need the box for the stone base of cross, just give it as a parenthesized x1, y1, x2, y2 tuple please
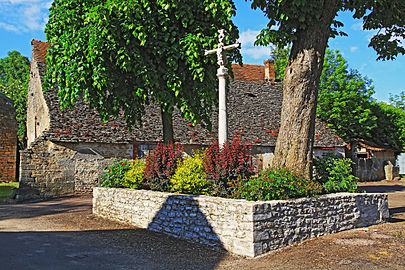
(205, 29, 240, 147)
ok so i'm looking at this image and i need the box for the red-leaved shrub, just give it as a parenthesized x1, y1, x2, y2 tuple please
(204, 136, 255, 197)
(144, 142, 183, 191)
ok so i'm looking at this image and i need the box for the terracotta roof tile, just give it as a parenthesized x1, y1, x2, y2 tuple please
(31, 39, 49, 63)
(231, 63, 265, 82)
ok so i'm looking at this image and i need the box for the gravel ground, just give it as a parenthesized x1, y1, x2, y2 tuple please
(0, 180, 404, 270)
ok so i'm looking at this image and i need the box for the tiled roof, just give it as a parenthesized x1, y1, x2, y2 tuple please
(31, 41, 345, 148)
(352, 139, 395, 152)
(231, 64, 265, 82)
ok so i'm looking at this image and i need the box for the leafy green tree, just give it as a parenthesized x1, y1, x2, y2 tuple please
(45, 0, 241, 142)
(370, 101, 405, 151)
(389, 91, 405, 110)
(250, 0, 405, 175)
(270, 44, 290, 81)
(317, 50, 377, 141)
(0, 51, 30, 148)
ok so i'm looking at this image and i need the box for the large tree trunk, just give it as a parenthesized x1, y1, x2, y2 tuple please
(161, 107, 174, 143)
(271, 0, 339, 177)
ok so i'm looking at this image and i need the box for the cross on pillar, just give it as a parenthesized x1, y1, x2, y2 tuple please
(205, 29, 240, 147)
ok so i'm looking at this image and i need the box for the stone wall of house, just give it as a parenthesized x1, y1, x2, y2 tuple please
(0, 96, 18, 182)
(17, 139, 133, 200)
(93, 187, 388, 257)
(27, 58, 50, 148)
(352, 151, 396, 181)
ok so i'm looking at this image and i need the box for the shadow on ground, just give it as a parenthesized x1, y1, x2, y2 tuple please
(0, 229, 227, 270)
(389, 206, 405, 223)
(0, 197, 91, 221)
(358, 185, 405, 193)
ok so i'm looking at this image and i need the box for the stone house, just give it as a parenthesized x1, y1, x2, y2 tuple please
(18, 40, 346, 200)
(347, 139, 399, 181)
(0, 92, 18, 182)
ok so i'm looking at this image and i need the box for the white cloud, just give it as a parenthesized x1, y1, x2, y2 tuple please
(238, 29, 272, 62)
(242, 47, 271, 60)
(351, 22, 363, 31)
(0, 0, 50, 32)
(0, 21, 18, 32)
(350, 46, 358, 52)
(238, 29, 261, 47)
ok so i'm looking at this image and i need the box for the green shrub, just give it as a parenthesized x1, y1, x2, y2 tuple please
(123, 158, 146, 189)
(233, 167, 323, 201)
(101, 158, 131, 188)
(313, 154, 359, 193)
(170, 153, 212, 195)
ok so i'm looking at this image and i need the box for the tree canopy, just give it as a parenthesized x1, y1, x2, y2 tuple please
(271, 47, 405, 150)
(45, 0, 241, 142)
(0, 51, 30, 147)
(250, 0, 405, 174)
(317, 50, 376, 141)
(389, 91, 405, 110)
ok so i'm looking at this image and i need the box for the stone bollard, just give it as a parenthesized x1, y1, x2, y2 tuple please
(384, 161, 394, 180)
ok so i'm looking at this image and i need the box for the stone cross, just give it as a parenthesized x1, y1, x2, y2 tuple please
(205, 29, 240, 147)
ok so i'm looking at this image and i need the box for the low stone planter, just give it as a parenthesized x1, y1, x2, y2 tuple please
(93, 187, 389, 257)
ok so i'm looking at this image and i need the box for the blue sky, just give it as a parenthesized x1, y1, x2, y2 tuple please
(0, 0, 403, 102)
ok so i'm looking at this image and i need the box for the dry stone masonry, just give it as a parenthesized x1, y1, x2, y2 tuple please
(93, 188, 389, 257)
(18, 139, 132, 201)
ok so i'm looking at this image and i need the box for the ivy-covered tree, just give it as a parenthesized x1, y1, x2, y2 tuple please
(250, 0, 405, 175)
(0, 51, 30, 148)
(45, 0, 241, 142)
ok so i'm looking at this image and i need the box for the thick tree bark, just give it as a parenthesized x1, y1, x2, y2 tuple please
(271, 0, 339, 177)
(161, 107, 174, 143)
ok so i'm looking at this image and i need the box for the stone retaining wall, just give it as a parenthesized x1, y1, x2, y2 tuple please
(93, 187, 389, 257)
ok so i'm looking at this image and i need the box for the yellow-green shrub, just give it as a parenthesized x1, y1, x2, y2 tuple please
(123, 159, 146, 189)
(170, 153, 212, 195)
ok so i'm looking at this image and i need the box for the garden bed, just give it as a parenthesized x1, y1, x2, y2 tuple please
(93, 187, 389, 257)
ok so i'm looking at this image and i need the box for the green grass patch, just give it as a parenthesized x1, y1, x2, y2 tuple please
(0, 182, 18, 202)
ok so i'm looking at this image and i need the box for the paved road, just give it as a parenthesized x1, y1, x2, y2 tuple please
(0, 181, 404, 270)
(0, 196, 232, 270)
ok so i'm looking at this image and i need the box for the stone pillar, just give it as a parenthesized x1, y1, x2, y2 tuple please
(217, 66, 228, 147)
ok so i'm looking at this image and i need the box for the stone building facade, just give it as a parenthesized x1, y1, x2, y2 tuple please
(0, 93, 18, 182)
(347, 139, 399, 181)
(18, 40, 346, 200)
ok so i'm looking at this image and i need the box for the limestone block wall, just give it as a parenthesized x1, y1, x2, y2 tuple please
(27, 58, 50, 147)
(18, 139, 132, 200)
(0, 97, 18, 182)
(93, 187, 389, 257)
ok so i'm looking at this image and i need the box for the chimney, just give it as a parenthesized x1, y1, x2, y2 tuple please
(264, 60, 276, 82)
